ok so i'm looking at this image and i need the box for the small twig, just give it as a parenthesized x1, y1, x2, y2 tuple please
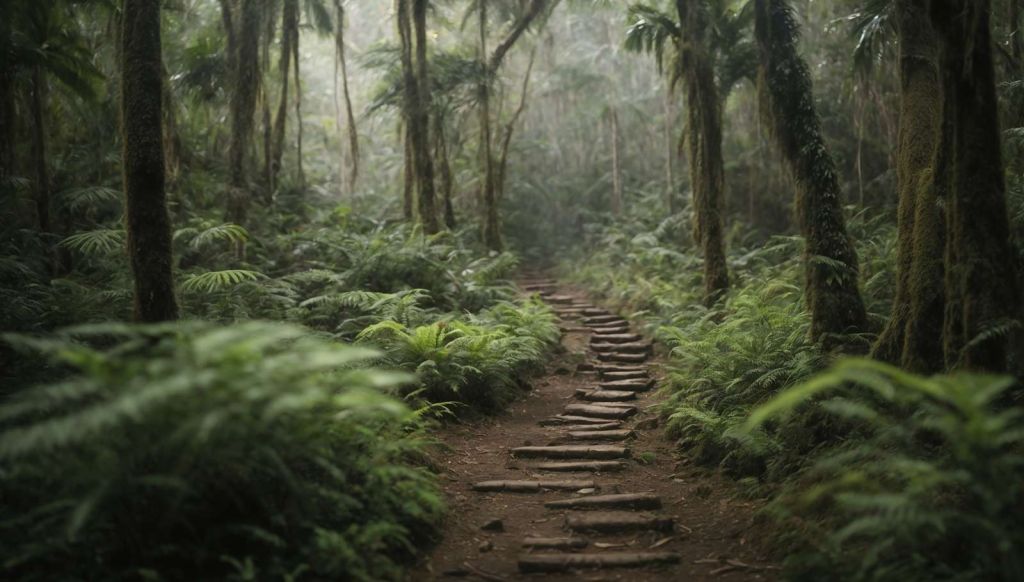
(461, 562, 507, 582)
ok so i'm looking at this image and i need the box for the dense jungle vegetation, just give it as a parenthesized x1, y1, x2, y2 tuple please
(0, 0, 1022, 580)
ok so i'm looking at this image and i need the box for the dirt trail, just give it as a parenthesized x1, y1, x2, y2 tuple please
(419, 276, 777, 581)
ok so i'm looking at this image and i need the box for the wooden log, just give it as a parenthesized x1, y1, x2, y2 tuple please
(595, 364, 647, 372)
(589, 326, 631, 334)
(534, 461, 628, 472)
(565, 512, 675, 533)
(584, 315, 626, 325)
(601, 370, 649, 381)
(545, 493, 662, 510)
(547, 422, 623, 431)
(521, 537, 589, 551)
(511, 445, 630, 460)
(472, 480, 595, 492)
(582, 308, 611, 316)
(598, 379, 655, 392)
(597, 352, 648, 364)
(590, 333, 644, 344)
(539, 415, 624, 426)
(591, 342, 652, 354)
(566, 429, 636, 442)
(575, 389, 637, 402)
(546, 295, 575, 305)
(564, 404, 637, 419)
(518, 553, 681, 573)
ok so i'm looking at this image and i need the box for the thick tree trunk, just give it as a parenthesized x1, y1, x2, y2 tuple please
(873, 0, 945, 372)
(479, 0, 501, 250)
(932, 0, 1019, 371)
(663, 84, 677, 214)
(754, 0, 868, 345)
(122, 0, 179, 322)
(270, 0, 296, 192)
(402, 122, 414, 220)
(0, 9, 12, 182)
(677, 0, 729, 307)
(435, 120, 457, 229)
(334, 0, 359, 193)
(609, 108, 623, 216)
(410, 0, 438, 233)
(226, 0, 261, 224)
(29, 67, 50, 233)
(292, 21, 304, 189)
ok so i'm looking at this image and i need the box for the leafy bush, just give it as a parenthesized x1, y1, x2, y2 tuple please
(750, 359, 1024, 582)
(0, 322, 443, 581)
(357, 298, 559, 412)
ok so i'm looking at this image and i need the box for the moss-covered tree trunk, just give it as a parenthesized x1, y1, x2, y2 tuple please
(435, 118, 457, 229)
(411, 0, 438, 233)
(609, 107, 623, 216)
(29, 66, 50, 234)
(932, 0, 1019, 371)
(872, 0, 945, 372)
(402, 122, 414, 220)
(478, 0, 501, 250)
(270, 0, 296, 192)
(226, 0, 261, 225)
(677, 0, 729, 307)
(122, 0, 179, 322)
(754, 0, 868, 345)
(334, 0, 359, 193)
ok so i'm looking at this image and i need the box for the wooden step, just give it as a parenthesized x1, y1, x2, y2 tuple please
(584, 315, 626, 325)
(591, 333, 644, 344)
(564, 404, 637, 419)
(534, 461, 628, 472)
(546, 421, 623, 431)
(565, 512, 675, 533)
(565, 429, 636, 442)
(591, 342, 652, 354)
(547, 295, 575, 305)
(521, 537, 589, 551)
(511, 445, 630, 460)
(539, 415, 623, 426)
(471, 480, 596, 493)
(595, 364, 648, 373)
(598, 379, 655, 392)
(518, 552, 680, 573)
(575, 389, 637, 402)
(601, 370, 650, 381)
(589, 326, 631, 334)
(597, 352, 649, 364)
(546, 493, 661, 511)
(582, 308, 611, 316)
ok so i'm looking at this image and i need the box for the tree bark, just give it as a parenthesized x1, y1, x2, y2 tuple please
(29, 66, 50, 234)
(932, 0, 1019, 371)
(122, 0, 179, 322)
(411, 0, 438, 233)
(334, 0, 360, 193)
(402, 121, 414, 220)
(435, 117, 457, 229)
(609, 107, 623, 215)
(677, 0, 729, 307)
(270, 0, 296, 191)
(873, 0, 945, 372)
(226, 0, 261, 225)
(479, 0, 501, 249)
(754, 0, 868, 345)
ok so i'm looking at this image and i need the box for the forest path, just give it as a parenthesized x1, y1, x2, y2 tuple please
(418, 274, 777, 581)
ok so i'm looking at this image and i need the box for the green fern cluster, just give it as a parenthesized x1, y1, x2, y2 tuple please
(751, 359, 1024, 581)
(0, 322, 444, 581)
(357, 298, 560, 413)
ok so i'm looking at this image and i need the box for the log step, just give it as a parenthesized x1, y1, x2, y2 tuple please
(565, 429, 636, 442)
(584, 315, 626, 325)
(575, 389, 637, 402)
(521, 537, 589, 551)
(534, 461, 628, 472)
(598, 379, 655, 392)
(546, 295, 575, 305)
(601, 370, 650, 381)
(539, 415, 624, 426)
(595, 364, 648, 373)
(518, 552, 680, 573)
(546, 422, 624, 431)
(589, 326, 631, 334)
(591, 342, 652, 354)
(511, 445, 630, 460)
(565, 512, 675, 533)
(471, 480, 595, 493)
(582, 308, 612, 316)
(597, 352, 649, 364)
(546, 493, 661, 511)
(591, 333, 644, 344)
(564, 403, 637, 419)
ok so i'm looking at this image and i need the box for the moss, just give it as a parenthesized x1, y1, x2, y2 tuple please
(121, 0, 179, 322)
(754, 0, 868, 346)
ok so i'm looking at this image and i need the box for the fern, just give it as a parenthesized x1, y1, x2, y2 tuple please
(181, 269, 267, 293)
(60, 229, 126, 256)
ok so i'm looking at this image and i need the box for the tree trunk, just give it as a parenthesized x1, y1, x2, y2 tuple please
(410, 0, 438, 233)
(29, 66, 50, 233)
(677, 0, 729, 307)
(334, 0, 360, 193)
(663, 83, 677, 214)
(402, 122, 414, 220)
(479, 0, 501, 250)
(609, 107, 623, 216)
(0, 9, 12, 182)
(874, 0, 945, 372)
(932, 0, 1019, 371)
(226, 0, 261, 225)
(292, 17, 304, 189)
(270, 0, 296, 192)
(435, 119, 457, 229)
(497, 49, 536, 203)
(122, 0, 179, 322)
(754, 0, 868, 345)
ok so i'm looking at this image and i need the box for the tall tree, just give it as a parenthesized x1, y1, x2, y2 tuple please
(676, 0, 729, 306)
(225, 0, 261, 224)
(121, 0, 179, 322)
(334, 0, 360, 194)
(754, 0, 868, 345)
(873, 0, 945, 372)
(270, 0, 297, 191)
(932, 0, 1019, 371)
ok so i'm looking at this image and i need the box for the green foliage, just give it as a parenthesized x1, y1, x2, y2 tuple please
(751, 359, 1024, 582)
(0, 322, 443, 581)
